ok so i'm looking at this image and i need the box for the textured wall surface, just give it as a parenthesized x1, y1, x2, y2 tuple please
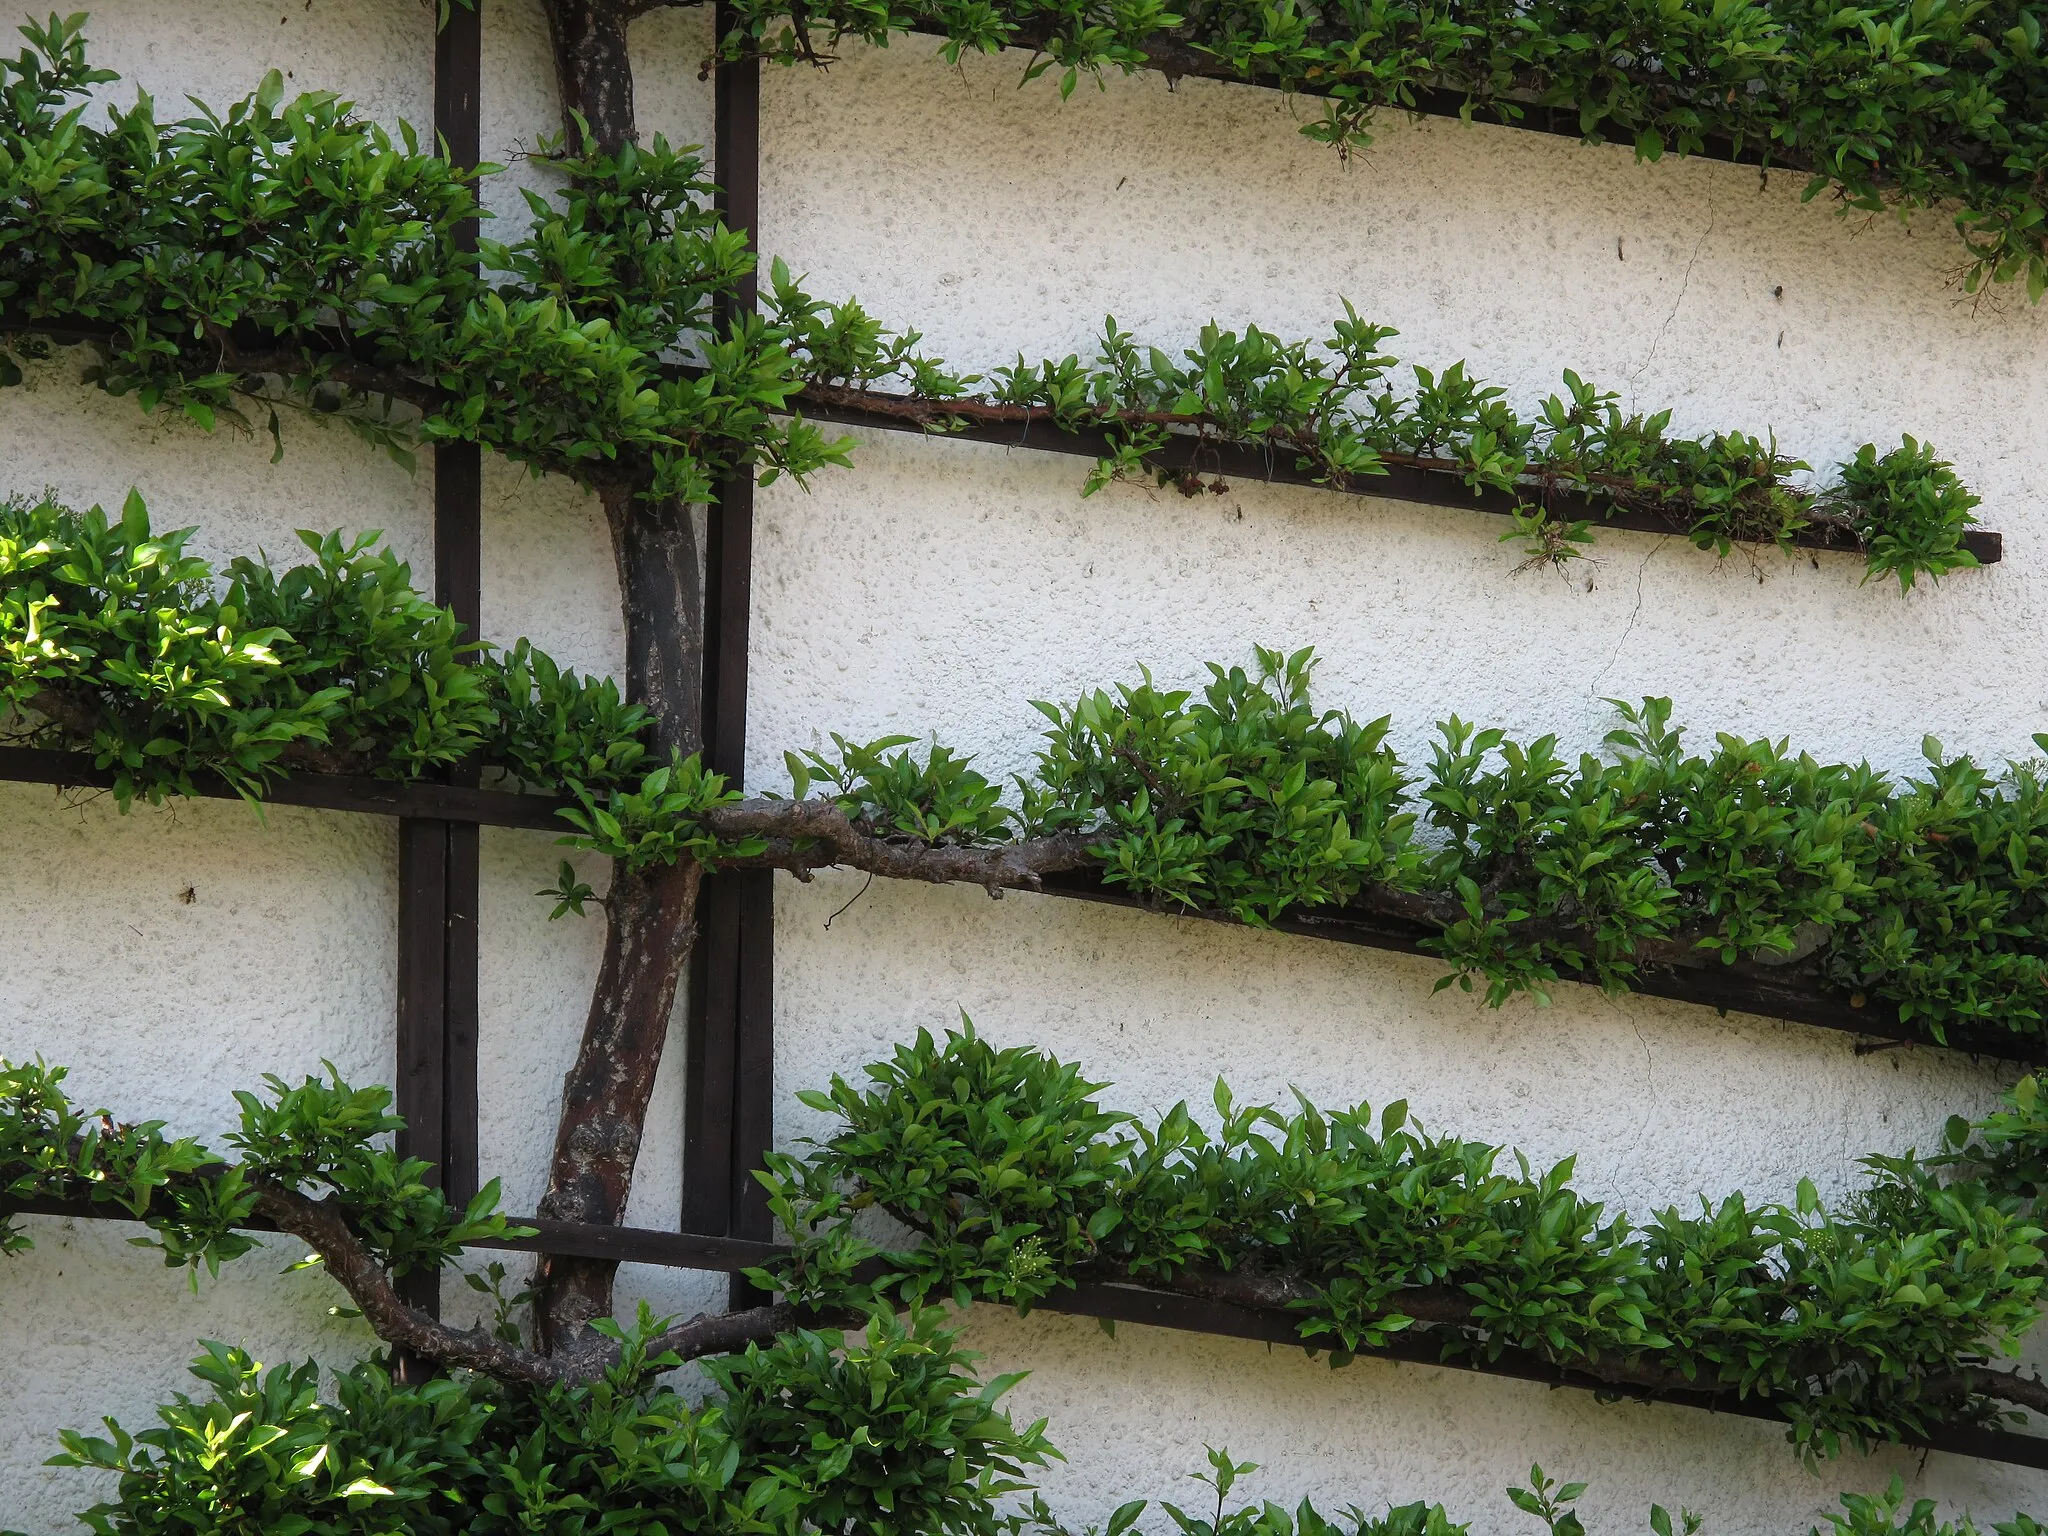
(3, 0, 2047, 1528)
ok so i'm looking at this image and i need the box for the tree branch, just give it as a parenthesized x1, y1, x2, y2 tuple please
(250, 1179, 568, 1383)
(534, 856, 705, 1352)
(0, 311, 449, 418)
(643, 1302, 802, 1360)
(710, 799, 1098, 895)
(1927, 1365, 2048, 1419)
(250, 1178, 804, 1382)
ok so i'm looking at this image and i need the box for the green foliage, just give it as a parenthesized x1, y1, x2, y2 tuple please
(707, 1305, 1055, 1533)
(1816, 1477, 2048, 1536)
(721, 0, 2048, 299)
(1003, 1444, 1470, 1536)
(0, 23, 1990, 588)
(789, 733, 1016, 845)
(14, 1047, 2048, 1495)
(0, 1057, 524, 1279)
(965, 324, 1982, 588)
(0, 1057, 243, 1270)
(1506, 1466, 1593, 1536)
(786, 649, 2048, 1044)
(39, 1326, 2048, 1536)
(0, 492, 766, 870)
(0, 492, 491, 803)
(11, 502, 2047, 1046)
(766, 1024, 2048, 1455)
(1023, 646, 1422, 923)
(0, 18, 922, 498)
(45, 1309, 1050, 1536)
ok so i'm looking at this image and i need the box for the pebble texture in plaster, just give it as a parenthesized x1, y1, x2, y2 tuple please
(744, 428, 2041, 790)
(750, 37, 2048, 485)
(771, 871, 2003, 1243)
(2, 786, 400, 1130)
(0, 352, 436, 579)
(66, 0, 432, 129)
(724, 31, 2048, 781)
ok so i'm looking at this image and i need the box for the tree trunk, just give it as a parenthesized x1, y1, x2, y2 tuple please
(533, 857, 704, 1352)
(542, 0, 637, 155)
(603, 486, 706, 762)
(532, 481, 708, 1354)
(527, 0, 718, 1360)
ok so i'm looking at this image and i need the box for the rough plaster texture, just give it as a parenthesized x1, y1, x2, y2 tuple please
(4, 0, 2048, 1529)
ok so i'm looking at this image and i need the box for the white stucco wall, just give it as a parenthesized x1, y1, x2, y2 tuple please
(4, 0, 2047, 1529)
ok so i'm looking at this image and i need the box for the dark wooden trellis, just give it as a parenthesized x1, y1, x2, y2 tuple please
(394, 0, 777, 1297)
(7, 0, 2048, 1475)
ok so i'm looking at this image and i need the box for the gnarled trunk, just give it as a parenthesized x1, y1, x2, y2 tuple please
(533, 480, 707, 1354)
(533, 857, 703, 1352)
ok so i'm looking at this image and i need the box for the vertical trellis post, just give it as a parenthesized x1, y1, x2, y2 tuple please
(394, 0, 484, 1355)
(685, 0, 776, 1288)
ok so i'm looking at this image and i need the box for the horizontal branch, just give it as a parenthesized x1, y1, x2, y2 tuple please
(694, 5, 2014, 211)
(1, 754, 2033, 1060)
(1033, 869, 2044, 1064)
(4, 310, 2004, 567)
(250, 1180, 574, 1384)
(13, 1194, 2046, 1468)
(0, 748, 571, 830)
(711, 798, 1099, 892)
(0, 310, 447, 417)
(1032, 1280, 2048, 1470)
(792, 384, 2005, 565)
(1078, 1259, 2048, 1415)
(2, 1184, 801, 1385)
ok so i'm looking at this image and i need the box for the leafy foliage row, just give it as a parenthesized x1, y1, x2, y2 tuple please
(0, 15, 867, 502)
(17, 1313, 2037, 1536)
(805, 290, 1985, 591)
(0, 492, 746, 861)
(762, 1025, 2048, 1456)
(0, 1056, 519, 1280)
(791, 646, 2048, 1045)
(719, 0, 2048, 300)
(0, 21, 1991, 584)
(10, 500, 2048, 1047)
(30, 1310, 1049, 1536)
(9, 1034, 2048, 1498)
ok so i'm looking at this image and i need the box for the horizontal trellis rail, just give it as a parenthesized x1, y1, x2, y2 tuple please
(0, 748, 569, 832)
(2, 748, 2034, 1062)
(1033, 870, 2043, 1064)
(0, 319, 2006, 566)
(7, 1193, 2047, 1471)
(791, 385, 2007, 565)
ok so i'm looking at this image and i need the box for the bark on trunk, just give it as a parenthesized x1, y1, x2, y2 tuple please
(542, 0, 638, 154)
(526, 0, 723, 1358)
(533, 857, 703, 1352)
(533, 480, 708, 1354)
(603, 486, 706, 761)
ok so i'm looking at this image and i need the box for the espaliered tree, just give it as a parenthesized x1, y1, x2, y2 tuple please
(3, 0, 2046, 1524)
(0, 0, 2012, 1382)
(21, 497, 2048, 1470)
